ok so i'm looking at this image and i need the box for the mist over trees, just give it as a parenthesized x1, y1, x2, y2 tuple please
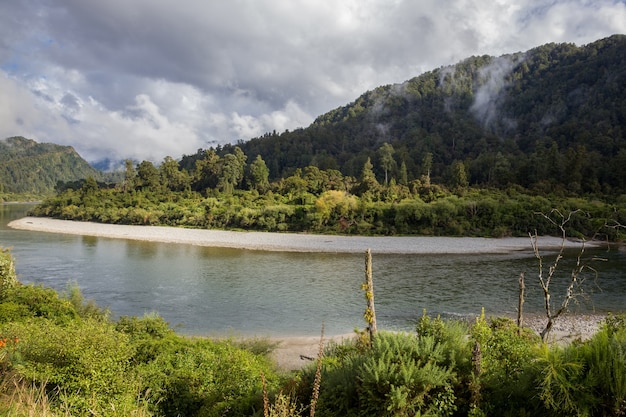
(207, 35, 626, 195)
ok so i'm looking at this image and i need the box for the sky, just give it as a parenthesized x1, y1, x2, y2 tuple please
(1, 1, 625, 166)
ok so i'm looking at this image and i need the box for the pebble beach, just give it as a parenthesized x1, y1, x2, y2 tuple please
(8, 216, 596, 254)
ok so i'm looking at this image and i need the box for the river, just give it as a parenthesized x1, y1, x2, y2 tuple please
(1, 203, 624, 336)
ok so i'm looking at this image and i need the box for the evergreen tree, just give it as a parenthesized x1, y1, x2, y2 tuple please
(248, 154, 270, 192)
(451, 160, 469, 189)
(193, 149, 221, 191)
(422, 152, 433, 187)
(159, 156, 190, 192)
(123, 159, 136, 192)
(356, 157, 382, 198)
(399, 160, 408, 186)
(218, 147, 247, 194)
(378, 142, 395, 186)
(135, 161, 160, 191)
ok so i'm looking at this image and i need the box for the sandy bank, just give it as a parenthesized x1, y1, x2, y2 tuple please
(8, 216, 595, 254)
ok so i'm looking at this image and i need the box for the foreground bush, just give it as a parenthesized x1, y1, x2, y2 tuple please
(1, 247, 626, 416)
(293, 313, 626, 417)
(295, 315, 472, 417)
(532, 316, 626, 417)
(1, 318, 140, 415)
(0, 249, 282, 416)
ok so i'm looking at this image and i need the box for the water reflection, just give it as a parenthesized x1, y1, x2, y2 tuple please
(81, 235, 98, 247)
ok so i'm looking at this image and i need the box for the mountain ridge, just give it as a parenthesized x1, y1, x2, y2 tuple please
(223, 34, 625, 194)
(0, 136, 102, 195)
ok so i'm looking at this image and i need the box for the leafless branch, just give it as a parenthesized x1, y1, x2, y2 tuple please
(530, 209, 600, 342)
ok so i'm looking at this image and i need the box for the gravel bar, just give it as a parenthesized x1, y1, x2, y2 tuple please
(8, 216, 598, 254)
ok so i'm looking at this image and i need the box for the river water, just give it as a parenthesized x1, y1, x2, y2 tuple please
(1, 203, 624, 336)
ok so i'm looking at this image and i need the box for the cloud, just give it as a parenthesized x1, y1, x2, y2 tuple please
(470, 55, 523, 130)
(1, 0, 625, 163)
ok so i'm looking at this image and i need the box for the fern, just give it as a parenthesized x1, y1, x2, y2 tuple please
(580, 324, 626, 415)
(535, 345, 588, 415)
(357, 332, 457, 416)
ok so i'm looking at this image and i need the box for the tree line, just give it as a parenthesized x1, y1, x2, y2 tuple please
(33, 144, 626, 240)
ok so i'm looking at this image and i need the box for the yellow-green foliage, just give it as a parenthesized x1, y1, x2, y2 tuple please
(137, 337, 279, 417)
(314, 190, 359, 226)
(297, 329, 468, 417)
(0, 284, 78, 324)
(32, 181, 626, 239)
(533, 315, 626, 417)
(0, 250, 283, 417)
(471, 313, 539, 380)
(0, 247, 17, 295)
(2, 318, 139, 416)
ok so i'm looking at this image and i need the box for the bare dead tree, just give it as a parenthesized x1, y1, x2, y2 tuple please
(604, 218, 626, 238)
(530, 209, 600, 342)
(605, 219, 625, 229)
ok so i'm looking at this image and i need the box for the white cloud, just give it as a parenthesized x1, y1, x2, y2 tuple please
(471, 55, 524, 129)
(1, 0, 625, 163)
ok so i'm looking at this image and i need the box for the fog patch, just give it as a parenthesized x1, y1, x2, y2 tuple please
(470, 55, 524, 131)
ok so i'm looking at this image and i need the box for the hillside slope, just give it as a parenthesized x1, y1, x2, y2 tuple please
(219, 35, 625, 195)
(0, 136, 101, 194)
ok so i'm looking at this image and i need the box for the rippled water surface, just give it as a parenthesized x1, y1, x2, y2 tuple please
(2, 203, 624, 336)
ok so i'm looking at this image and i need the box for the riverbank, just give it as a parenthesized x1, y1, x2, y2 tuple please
(8, 216, 596, 254)
(6, 216, 613, 371)
(269, 314, 607, 370)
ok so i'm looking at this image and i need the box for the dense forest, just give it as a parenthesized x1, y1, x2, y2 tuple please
(12, 35, 626, 239)
(207, 35, 626, 195)
(29, 146, 626, 239)
(2, 247, 626, 416)
(0, 136, 103, 196)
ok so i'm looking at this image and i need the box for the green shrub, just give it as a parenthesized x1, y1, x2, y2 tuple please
(0, 284, 78, 324)
(416, 311, 472, 376)
(577, 316, 626, 416)
(116, 313, 179, 364)
(138, 338, 279, 417)
(1, 318, 141, 416)
(299, 331, 464, 417)
(470, 313, 541, 415)
(533, 344, 590, 416)
(357, 333, 458, 416)
(62, 281, 109, 321)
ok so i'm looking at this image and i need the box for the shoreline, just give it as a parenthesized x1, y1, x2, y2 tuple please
(269, 313, 607, 370)
(5, 216, 614, 370)
(7, 216, 597, 254)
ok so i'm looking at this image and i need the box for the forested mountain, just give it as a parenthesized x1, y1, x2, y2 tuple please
(0, 136, 102, 194)
(27, 35, 626, 238)
(194, 34, 626, 195)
